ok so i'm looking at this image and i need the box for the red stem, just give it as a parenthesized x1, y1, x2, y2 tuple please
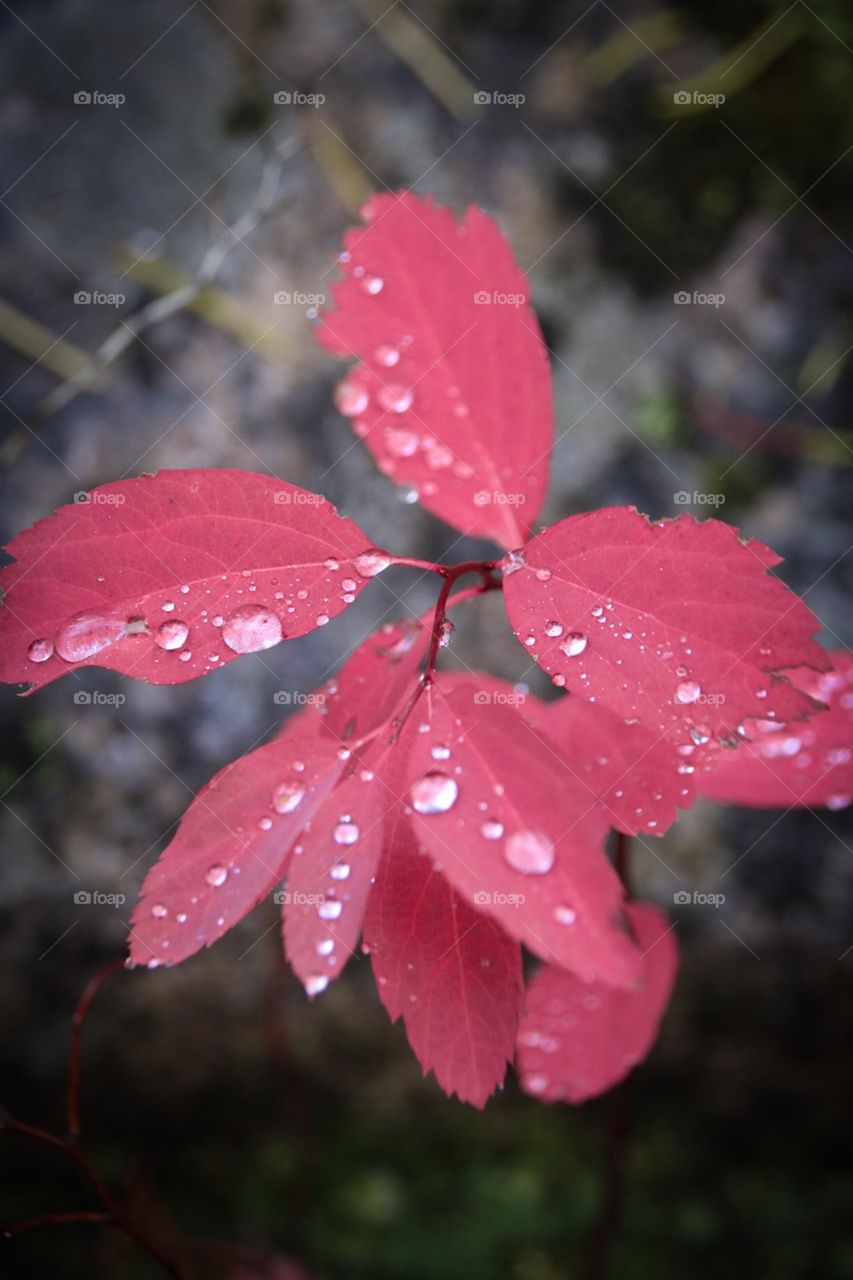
(67, 957, 125, 1139)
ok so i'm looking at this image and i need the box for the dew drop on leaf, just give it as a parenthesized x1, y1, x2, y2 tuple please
(333, 819, 359, 845)
(55, 612, 128, 662)
(318, 900, 343, 920)
(560, 633, 588, 658)
(353, 550, 392, 578)
(377, 383, 414, 414)
(205, 864, 228, 887)
(154, 619, 189, 651)
(27, 638, 54, 663)
(222, 605, 283, 654)
(504, 829, 555, 875)
(334, 378, 369, 417)
(676, 681, 702, 704)
(410, 771, 459, 814)
(481, 818, 504, 840)
(272, 781, 305, 814)
(374, 343, 399, 367)
(305, 974, 329, 996)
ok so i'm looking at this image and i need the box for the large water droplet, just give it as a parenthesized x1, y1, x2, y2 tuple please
(410, 771, 458, 814)
(205, 864, 228, 887)
(154, 619, 189, 651)
(273, 781, 305, 814)
(676, 681, 701, 704)
(377, 383, 414, 414)
(560, 633, 587, 658)
(55, 612, 128, 662)
(353, 550, 391, 578)
(27, 638, 54, 663)
(504, 829, 555, 875)
(334, 378, 369, 417)
(222, 605, 283, 654)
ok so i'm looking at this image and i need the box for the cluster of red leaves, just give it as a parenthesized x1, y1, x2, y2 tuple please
(1, 193, 847, 1107)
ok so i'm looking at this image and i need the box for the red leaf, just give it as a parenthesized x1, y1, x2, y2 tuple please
(320, 615, 428, 743)
(502, 507, 828, 747)
(399, 680, 641, 988)
(697, 651, 853, 810)
(517, 902, 678, 1104)
(363, 808, 523, 1107)
(0, 469, 380, 692)
(129, 736, 345, 967)
(538, 696, 696, 837)
(317, 191, 552, 549)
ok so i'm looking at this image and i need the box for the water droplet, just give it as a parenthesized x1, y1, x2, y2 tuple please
(554, 904, 576, 925)
(523, 1074, 548, 1095)
(318, 900, 343, 920)
(431, 744, 451, 761)
(353, 550, 391, 578)
(334, 378, 369, 417)
(544, 622, 563, 638)
(55, 612, 128, 662)
(377, 383, 414, 414)
(305, 974, 329, 996)
(316, 938, 335, 956)
(374, 343, 399, 366)
(27, 638, 54, 663)
(154, 619, 189, 651)
(504, 830, 555, 875)
(330, 862, 351, 880)
(690, 724, 711, 745)
(676, 681, 701, 704)
(222, 605, 283, 654)
(535, 568, 552, 582)
(481, 818, 504, 840)
(333, 820, 360, 845)
(502, 549, 526, 576)
(410, 771, 458, 814)
(316, 614, 330, 627)
(385, 426, 419, 457)
(560, 633, 587, 658)
(361, 274, 384, 295)
(273, 781, 305, 814)
(324, 557, 340, 571)
(258, 816, 273, 831)
(827, 794, 851, 810)
(150, 902, 168, 918)
(206, 864, 228, 887)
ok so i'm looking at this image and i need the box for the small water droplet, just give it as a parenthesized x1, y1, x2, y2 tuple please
(333, 820, 359, 845)
(27, 638, 54, 663)
(676, 681, 701, 704)
(334, 378, 369, 417)
(150, 902, 168, 918)
(154, 619, 189, 651)
(374, 343, 399, 366)
(544, 621, 563, 638)
(377, 383, 414, 414)
(205, 864, 228, 887)
(481, 818, 504, 840)
(560, 633, 587, 658)
(273, 781, 305, 814)
(305, 974, 329, 996)
(330, 862, 351, 880)
(554, 904, 576, 925)
(410, 771, 458, 814)
(361, 274, 384, 295)
(222, 605, 283, 654)
(504, 830, 555, 875)
(318, 900, 343, 920)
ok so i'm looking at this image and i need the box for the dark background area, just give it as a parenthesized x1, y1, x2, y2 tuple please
(1, 1, 853, 1276)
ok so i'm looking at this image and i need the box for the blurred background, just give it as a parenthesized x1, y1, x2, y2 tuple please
(1, 0, 853, 1276)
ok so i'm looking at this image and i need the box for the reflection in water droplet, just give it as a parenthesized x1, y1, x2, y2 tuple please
(377, 383, 414, 414)
(410, 771, 458, 814)
(155, 619, 189, 651)
(560, 633, 587, 658)
(334, 379, 369, 417)
(55, 612, 128, 662)
(222, 605, 283, 654)
(273, 781, 305, 814)
(504, 830, 555, 875)
(27, 638, 54, 663)
(353, 550, 391, 578)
